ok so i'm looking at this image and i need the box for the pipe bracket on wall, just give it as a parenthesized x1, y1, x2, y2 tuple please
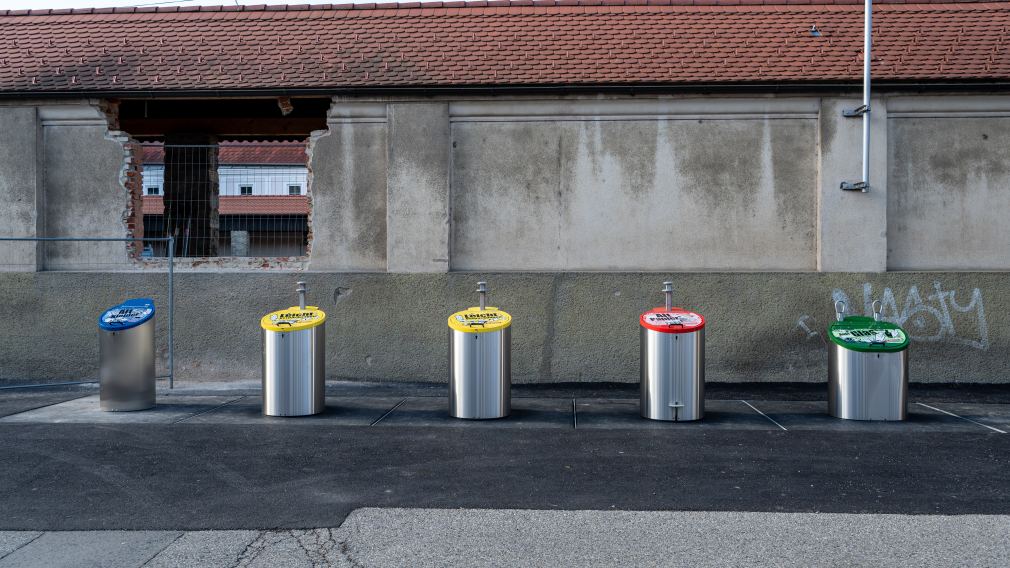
(840, 181, 869, 191)
(842, 104, 870, 117)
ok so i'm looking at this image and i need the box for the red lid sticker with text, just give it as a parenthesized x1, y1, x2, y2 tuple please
(640, 307, 705, 334)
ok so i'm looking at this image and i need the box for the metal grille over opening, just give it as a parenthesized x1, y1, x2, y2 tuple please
(139, 141, 310, 258)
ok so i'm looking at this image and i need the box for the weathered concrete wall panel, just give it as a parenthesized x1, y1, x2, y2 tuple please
(0, 272, 1002, 385)
(450, 117, 817, 270)
(0, 105, 40, 269)
(386, 103, 450, 272)
(889, 115, 1010, 270)
(817, 97, 888, 272)
(42, 121, 129, 269)
(307, 118, 388, 271)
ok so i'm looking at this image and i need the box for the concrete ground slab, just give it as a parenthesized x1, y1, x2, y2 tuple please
(143, 530, 259, 568)
(230, 529, 347, 567)
(375, 396, 573, 428)
(749, 399, 994, 432)
(0, 530, 181, 568)
(574, 398, 779, 430)
(0, 394, 242, 424)
(0, 389, 94, 418)
(328, 508, 1010, 568)
(180, 396, 405, 426)
(0, 531, 41, 560)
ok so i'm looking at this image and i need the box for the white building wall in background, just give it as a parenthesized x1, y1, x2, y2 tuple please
(141, 165, 308, 196)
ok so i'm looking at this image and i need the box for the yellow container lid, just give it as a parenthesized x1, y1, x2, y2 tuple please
(448, 307, 512, 333)
(261, 306, 326, 332)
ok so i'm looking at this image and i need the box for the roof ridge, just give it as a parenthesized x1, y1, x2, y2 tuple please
(2, 0, 1008, 18)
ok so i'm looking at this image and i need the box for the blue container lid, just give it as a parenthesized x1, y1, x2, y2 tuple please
(99, 298, 156, 331)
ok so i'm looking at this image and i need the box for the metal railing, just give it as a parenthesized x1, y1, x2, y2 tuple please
(0, 236, 175, 389)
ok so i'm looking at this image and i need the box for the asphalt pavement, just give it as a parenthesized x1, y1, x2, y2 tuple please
(1, 383, 1009, 567)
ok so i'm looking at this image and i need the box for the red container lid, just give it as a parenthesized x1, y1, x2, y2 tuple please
(640, 307, 705, 334)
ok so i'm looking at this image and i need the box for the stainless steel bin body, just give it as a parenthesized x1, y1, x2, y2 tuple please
(828, 307, 910, 421)
(829, 344, 908, 420)
(448, 305, 512, 419)
(99, 298, 156, 412)
(639, 306, 706, 422)
(261, 304, 326, 417)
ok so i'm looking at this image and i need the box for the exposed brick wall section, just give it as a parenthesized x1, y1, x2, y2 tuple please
(122, 139, 144, 253)
(100, 99, 146, 260)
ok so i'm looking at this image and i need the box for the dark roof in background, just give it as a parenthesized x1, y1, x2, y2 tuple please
(1, 0, 1009, 96)
(141, 141, 308, 165)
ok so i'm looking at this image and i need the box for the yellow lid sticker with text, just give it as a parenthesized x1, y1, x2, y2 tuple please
(448, 307, 512, 333)
(261, 306, 326, 332)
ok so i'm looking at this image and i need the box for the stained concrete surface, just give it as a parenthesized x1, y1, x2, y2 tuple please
(0, 388, 93, 418)
(2, 511, 1009, 567)
(0, 532, 41, 559)
(0, 530, 181, 568)
(0, 394, 242, 424)
(1, 272, 1007, 387)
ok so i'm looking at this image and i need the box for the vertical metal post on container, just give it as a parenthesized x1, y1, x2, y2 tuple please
(828, 300, 909, 420)
(640, 282, 706, 422)
(260, 281, 326, 417)
(447, 281, 512, 419)
(99, 298, 157, 411)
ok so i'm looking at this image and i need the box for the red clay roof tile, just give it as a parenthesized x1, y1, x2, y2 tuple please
(0, 0, 1007, 94)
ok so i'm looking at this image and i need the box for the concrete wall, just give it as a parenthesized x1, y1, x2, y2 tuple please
(0, 105, 41, 270)
(0, 272, 1002, 385)
(2, 94, 1010, 385)
(306, 103, 388, 271)
(449, 99, 818, 271)
(887, 96, 1010, 270)
(41, 106, 131, 269)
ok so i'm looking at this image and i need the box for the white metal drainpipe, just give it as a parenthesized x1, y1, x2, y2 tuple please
(842, 0, 872, 192)
(861, 0, 872, 189)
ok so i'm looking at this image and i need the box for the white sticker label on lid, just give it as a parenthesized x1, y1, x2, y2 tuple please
(644, 312, 702, 328)
(102, 307, 152, 326)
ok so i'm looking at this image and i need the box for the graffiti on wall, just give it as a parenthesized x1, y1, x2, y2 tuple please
(797, 281, 989, 350)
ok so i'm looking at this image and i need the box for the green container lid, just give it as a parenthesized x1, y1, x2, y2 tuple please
(828, 316, 909, 353)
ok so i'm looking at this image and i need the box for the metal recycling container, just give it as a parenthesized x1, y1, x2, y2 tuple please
(99, 298, 156, 412)
(828, 300, 909, 421)
(447, 281, 511, 419)
(640, 282, 706, 422)
(260, 282, 325, 417)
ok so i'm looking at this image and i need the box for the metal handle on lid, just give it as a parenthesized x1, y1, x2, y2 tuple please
(834, 300, 846, 322)
(872, 299, 883, 322)
(297, 281, 307, 310)
(663, 281, 673, 312)
(477, 281, 487, 310)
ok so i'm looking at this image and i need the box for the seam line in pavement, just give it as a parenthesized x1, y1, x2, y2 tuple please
(172, 396, 246, 424)
(915, 402, 1008, 434)
(0, 531, 44, 561)
(740, 400, 788, 431)
(139, 531, 185, 567)
(573, 398, 578, 429)
(371, 397, 410, 426)
(0, 392, 95, 420)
